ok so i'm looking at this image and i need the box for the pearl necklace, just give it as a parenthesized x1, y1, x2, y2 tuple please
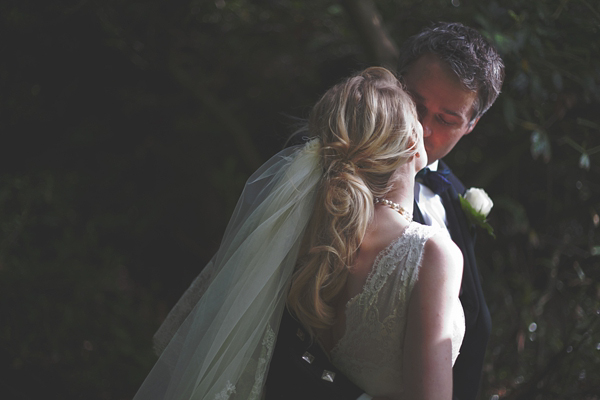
(374, 197, 413, 222)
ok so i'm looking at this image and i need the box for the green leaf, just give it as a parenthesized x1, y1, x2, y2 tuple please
(579, 153, 590, 170)
(531, 130, 551, 162)
(577, 118, 600, 130)
(327, 4, 342, 15)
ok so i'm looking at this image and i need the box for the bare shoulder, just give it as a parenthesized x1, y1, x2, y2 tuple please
(420, 232, 463, 289)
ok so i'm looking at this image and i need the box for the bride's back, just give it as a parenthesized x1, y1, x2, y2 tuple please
(325, 206, 411, 352)
(326, 218, 465, 399)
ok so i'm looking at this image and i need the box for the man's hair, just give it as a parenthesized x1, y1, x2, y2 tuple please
(398, 22, 505, 122)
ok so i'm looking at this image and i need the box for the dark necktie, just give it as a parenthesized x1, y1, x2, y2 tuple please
(417, 166, 452, 195)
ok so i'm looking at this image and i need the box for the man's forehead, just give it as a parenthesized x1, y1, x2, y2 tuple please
(403, 60, 477, 119)
(407, 84, 469, 120)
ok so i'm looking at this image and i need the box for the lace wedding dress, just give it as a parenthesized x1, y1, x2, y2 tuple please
(330, 222, 465, 398)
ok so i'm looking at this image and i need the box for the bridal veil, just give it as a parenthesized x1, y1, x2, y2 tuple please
(133, 140, 322, 400)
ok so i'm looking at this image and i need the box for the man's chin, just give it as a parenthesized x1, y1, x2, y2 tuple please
(424, 149, 439, 165)
(424, 143, 433, 156)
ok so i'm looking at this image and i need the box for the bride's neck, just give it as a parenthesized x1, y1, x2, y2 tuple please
(381, 168, 415, 211)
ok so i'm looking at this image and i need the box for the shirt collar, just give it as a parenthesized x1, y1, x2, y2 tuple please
(427, 160, 440, 172)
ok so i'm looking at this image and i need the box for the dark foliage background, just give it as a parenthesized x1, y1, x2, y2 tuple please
(1, 1, 599, 399)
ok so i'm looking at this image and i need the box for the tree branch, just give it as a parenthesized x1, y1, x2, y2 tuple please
(341, 0, 399, 71)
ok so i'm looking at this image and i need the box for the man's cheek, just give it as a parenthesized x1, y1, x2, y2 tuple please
(424, 137, 435, 149)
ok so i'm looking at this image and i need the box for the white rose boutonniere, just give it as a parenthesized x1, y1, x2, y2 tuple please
(459, 188, 495, 237)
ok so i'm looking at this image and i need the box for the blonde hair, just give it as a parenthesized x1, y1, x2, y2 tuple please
(287, 67, 421, 338)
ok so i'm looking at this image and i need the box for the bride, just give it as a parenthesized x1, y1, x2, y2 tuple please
(134, 67, 465, 400)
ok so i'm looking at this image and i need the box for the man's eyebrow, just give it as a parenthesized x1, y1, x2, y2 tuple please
(441, 108, 462, 119)
(412, 90, 463, 119)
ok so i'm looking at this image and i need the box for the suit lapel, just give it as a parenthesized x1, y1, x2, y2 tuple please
(441, 184, 480, 321)
(413, 199, 425, 224)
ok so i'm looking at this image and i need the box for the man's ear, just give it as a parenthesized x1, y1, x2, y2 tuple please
(466, 117, 480, 134)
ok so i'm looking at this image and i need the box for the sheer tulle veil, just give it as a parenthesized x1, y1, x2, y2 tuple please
(133, 140, 322, 400)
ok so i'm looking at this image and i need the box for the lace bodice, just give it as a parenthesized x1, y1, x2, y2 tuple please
(330, 222, 465, 398)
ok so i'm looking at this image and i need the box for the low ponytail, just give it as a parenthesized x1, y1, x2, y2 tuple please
(287, 67, 420, 338)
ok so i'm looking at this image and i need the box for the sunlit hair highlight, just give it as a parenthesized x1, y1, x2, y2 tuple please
(287, 67, 420, 338)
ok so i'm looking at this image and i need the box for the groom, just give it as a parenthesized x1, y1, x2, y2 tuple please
(266, 22, 504, 400)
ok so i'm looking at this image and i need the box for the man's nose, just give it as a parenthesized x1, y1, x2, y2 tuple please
(421, 120, 433, 137)
(417, 108, 433, 137)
